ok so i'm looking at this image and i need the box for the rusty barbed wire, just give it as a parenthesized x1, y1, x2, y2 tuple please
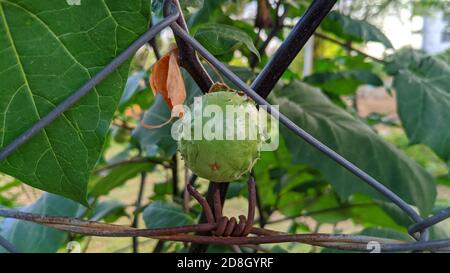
(0, 207, 400, 251)
(0, 176, 448, 253)
(1, 206, 450, 252)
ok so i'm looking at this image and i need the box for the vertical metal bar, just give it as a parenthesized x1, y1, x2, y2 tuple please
(252, 0, 337, 98)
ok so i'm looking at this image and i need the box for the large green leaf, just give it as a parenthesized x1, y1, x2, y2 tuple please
(89, 162, 153, 197)
(437, 175, 450, 188)
(119, 70, 148, 110)
(359, 227, 412, 242)
(386, 49, 450, 164)
(271, 81, 436, 215)
(0, 193, 83, 253)
(194, 23, 260, 59)
(0, 0, 150, 204)
(187, 0, 222, 32)
(90, 199, 127, 223)
(143, 201, 194, 229)
(322, 11, 392, 48)
(304, 70, 383, 95)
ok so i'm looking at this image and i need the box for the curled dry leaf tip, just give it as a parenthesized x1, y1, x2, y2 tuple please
(143, 44, 187, 128)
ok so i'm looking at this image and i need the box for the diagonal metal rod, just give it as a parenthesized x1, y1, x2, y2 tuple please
(409, 207, 450, 235)
(382, 239, 450, 252)
(0, 234, 18, 253)
(0, 11, 180, 162)
(169, 23, 424, 229)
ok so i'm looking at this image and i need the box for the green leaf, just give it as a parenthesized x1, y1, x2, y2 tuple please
(0, 179, 20, 193)
(89, 162, 153, 197)
(0, 193, 83, 253)
(437, 175, 450, 187)
(271, 81, 436, 215)
(119, 70, 147, 109)
(377, 200, 414, 227)
(322, 11, 393, 48)
(347, 195, 405, 230)
(304, 70, 383, 95)
(437, 49, 450, 65)
(194, 23, 260, 60)
(152, 0, 204, 17)
(253, 137, 305, 209)
(187, 0, 222, 32)
(90, 200, 127, 223)
(359, 227, 412, 242)
(428, 202, 450, 240)
(429, 223, 450, 240)
(152, 0, 203, 23)
(226, 182, 246, 199)
(132, 93, 179, 158)
(301, 194, 347, 224)
(0, 0, 150, 205)
(143, 201, 194, 229)
(182, 0, 204, 12)
(386, 49, 450, 163)
(152, 180, 173, 200)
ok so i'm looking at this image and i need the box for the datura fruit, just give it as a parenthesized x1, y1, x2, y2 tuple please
(178, 90, 262, 182)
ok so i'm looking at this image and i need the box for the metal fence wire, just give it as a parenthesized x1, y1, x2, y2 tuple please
(0, 0, 449, 253)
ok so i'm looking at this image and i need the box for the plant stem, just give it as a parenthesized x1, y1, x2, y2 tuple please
(172, 154, 179, 199)
(250, 0, 288, 69)
(152, 240, 165, 253)
(132, 172, 147, 253)
(164, 0, 213, 92)
(313, 32, 386, 63)
(93, 157, 171, 174)
(148, 17, 161, 60)
(255, 183, 266, 228)
(188, 182, 229, 253)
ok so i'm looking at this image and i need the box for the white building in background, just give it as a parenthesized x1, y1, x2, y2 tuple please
(422, 11, 450, 54)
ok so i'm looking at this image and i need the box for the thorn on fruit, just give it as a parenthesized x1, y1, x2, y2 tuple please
(210, 162, 220, 172)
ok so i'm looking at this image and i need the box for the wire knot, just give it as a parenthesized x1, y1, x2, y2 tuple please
(187, 176, 256, 238)
(214, 215, 251, 237)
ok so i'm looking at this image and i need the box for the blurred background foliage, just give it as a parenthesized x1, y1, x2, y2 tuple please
(1, 0, 450, 253)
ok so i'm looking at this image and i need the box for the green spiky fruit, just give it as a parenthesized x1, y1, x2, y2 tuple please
(179, 91, 261, 182)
